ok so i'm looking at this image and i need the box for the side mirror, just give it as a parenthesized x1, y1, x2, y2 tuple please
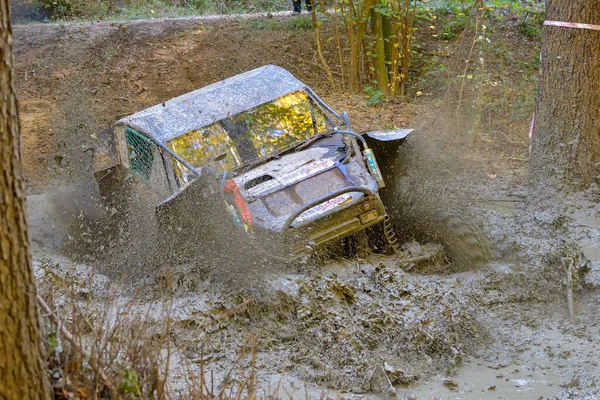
(363, 129, 414, 142)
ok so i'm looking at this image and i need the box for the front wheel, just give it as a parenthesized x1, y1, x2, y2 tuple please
(384, 207, 490, 271)
(427, 210, 491, 270)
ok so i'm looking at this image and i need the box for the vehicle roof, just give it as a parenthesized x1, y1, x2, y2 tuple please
(117, 65, 308, 144)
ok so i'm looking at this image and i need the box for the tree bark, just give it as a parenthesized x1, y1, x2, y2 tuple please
(529, 0, 600, 193)
(370, 7, 390, 94)
(0, 1, 51, 398)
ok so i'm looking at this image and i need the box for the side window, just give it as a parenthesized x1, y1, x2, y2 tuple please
(167, 124, 241, 186)
(125, 127, 156, 182)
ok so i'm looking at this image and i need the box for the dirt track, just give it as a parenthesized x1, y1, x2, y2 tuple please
(15, 13, 600, 399)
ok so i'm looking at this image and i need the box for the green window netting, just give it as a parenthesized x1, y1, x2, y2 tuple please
(125, 127, 156, 182)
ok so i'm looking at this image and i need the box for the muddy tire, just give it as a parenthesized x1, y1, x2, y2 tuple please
(377, 149, 490, 270)
(426, 210, 491, 270)
(384, 206, 490, 271)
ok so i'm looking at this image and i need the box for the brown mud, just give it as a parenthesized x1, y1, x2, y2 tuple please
(14, 13, 600, 399)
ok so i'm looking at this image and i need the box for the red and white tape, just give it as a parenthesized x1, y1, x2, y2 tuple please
(544, 20, 600, 32)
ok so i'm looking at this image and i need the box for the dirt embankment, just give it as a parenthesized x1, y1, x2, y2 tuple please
(15, 16, 411, 194)
(13, 11, 538, 194)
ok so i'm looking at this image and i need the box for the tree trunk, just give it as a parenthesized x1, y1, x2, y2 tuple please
(344, 0, 374, 93)
(311, 5, 337, 90)
(529, 0, 600, 193)
(381, 14, 393, 82)
(370, 7, 389, 94)
(398, 0, 416, 97)
(0, 1, 51, 398)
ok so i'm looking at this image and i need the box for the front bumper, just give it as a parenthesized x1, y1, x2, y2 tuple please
(283, 187, 386, 253)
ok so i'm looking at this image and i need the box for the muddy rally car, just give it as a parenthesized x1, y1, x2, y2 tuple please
(93, 65, 488, 268)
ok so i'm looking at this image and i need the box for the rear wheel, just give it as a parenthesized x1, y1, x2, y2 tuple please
(95, 165, 161, 274)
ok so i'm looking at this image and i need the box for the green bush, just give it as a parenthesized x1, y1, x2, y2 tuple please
(39, 0, 111, 19)
(518, 10, 544, 38)
(441, 14, 469, 39)
(285, 15, 312, 30)
(364, 85, 386, 106)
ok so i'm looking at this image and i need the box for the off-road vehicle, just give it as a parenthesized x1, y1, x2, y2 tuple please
(93, 65, 489, 267)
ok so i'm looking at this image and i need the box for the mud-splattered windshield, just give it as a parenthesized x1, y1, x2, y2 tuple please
(223, 90, 330, 162)
(167, 90, 330, 184)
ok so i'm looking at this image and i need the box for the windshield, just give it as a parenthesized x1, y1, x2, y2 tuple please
(167, 90, 330, 185)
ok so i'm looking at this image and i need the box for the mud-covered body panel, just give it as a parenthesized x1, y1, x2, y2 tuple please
(117, 65, 308, 145)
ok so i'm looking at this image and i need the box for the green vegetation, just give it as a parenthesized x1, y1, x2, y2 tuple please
(440, 13, 469, 39)
(245, 18, 281, 29)
(22, 0, 544, 25)
(34, 0, 290, 22)
(363, 85, 386, 106)
(518, 10, 544, 38)
(285, 15, 312, 30)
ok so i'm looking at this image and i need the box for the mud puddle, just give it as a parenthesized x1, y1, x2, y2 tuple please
(396, 296, 600, 399)
(397, 356, 566, 399)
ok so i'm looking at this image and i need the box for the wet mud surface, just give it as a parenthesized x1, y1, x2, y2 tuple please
(29, 180, 600, 399)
